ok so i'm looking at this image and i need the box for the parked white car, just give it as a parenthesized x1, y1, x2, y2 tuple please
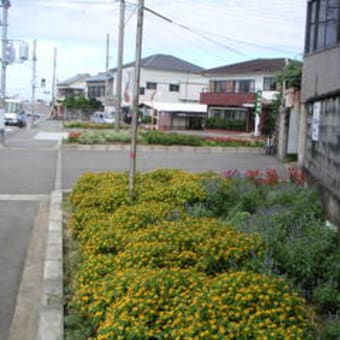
(4, 99, 27, 127)
(90, 111, 115, 124)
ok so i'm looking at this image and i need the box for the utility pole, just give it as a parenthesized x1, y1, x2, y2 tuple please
(128, 0, 144, 197)
(115, 0, 125, 131)
(0, 0, 11, 146)
(277, 80, 287, 160)
(51, 47, 57, 110)
(30, 39, 37, 128)
(105, 33, 110, 112)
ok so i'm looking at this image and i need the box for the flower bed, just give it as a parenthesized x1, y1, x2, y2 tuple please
(63, 130, 264, 148)
(64, 121, 115, 129)
(65, 169, 318, 339)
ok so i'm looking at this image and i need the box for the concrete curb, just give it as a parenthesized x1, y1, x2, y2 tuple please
(62, 143, 263, 153)
(37, 142, 63, 340)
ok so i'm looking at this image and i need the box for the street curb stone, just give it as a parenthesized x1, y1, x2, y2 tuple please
(37, 190, 63, 340)
(38, 141, 63, 340)
(62, 144, 263, 153)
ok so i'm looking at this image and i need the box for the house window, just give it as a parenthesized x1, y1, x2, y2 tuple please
(88, 85, 105, 98)
(306, 0, 340, 53)
(213, 81, 225, 93)
(236, 80, 255, 93)
(139, 87, 145, 95)
(263, 77, 277, 91)
(146, 82, 157, 90)
(210, 80, 235, 93)
(169, 84, 180, 92)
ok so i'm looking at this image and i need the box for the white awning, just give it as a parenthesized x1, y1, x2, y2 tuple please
(141, 101, 207, 113)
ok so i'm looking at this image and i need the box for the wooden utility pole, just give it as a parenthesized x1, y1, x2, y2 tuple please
(128, 0, 144, 197)
(115, 0, 125, 131)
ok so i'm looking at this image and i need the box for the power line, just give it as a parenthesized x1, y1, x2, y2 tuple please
(143, 6, 247, 57)
(125, 2, 138, 27)
(142, 5, 301, 56)
(195, 29, 300, 55)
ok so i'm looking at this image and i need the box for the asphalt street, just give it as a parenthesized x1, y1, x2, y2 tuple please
(0, 202, 38, 340)
(0, 123, 58, 340)
(62, 149, 286, 190)
(0, 120, 287, 339)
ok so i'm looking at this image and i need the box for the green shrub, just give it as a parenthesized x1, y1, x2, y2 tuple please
(320, 318, 340, 340)
(64, 121, 112, 129)
(205, 117, 247, 131)
(313, 283, 340, 315)
(141, 115, 153, 124)
(142, 130, 203, 146)
(75, 131, 132, 144)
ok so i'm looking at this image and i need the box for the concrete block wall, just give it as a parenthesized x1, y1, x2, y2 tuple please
(304, 95, 340, 226)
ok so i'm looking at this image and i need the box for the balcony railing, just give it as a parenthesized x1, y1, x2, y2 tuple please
(200, 92, 256, 106)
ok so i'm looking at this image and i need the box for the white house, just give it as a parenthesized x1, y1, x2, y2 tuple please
(110, 54, 209, 129)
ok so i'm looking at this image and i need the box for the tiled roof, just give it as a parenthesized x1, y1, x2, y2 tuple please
(204, 58, 288, 74)
(58, 73, 91, 86)
(111, 54, 204, 73)
(86, 72, 113, 82)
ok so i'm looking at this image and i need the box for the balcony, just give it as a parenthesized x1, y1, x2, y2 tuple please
(200, 92, 256, 107)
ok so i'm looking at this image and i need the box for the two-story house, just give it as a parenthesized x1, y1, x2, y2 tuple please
(300, 0, 340, 225)
(110, 54, 208, 130)
(200, 58, 288, 133)
(86, 72, 114, 104)
(56, 73, 90, 100)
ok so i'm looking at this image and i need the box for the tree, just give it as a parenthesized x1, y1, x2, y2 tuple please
(63, 96, 103, 120)
(276, 60, 303, 89)
(88, 98, 104, 112)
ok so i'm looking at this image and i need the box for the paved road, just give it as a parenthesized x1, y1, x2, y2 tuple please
(62, 149, 286, 190)
(0, 120, 287, 339)
(0, 122, 58, 340)
(0, 202, 38, 340)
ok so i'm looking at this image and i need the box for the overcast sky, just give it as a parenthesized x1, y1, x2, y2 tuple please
(6, 0, 307, 100)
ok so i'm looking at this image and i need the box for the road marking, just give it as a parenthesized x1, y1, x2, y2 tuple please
(0, 194, 49, 201)
(34, 132, 68, 141)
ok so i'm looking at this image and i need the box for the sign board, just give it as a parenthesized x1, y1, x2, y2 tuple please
(255, 90, 263, 114)
(312, 102, 321, 141)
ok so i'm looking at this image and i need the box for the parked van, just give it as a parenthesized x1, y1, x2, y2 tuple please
(4, 99, 26, 127)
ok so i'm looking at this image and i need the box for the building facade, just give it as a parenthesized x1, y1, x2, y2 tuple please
(110, 54, 208, 129)
(111, 54, 208, 106)
(301, 0, 340, 225)
(200, 58, 288, 133)
(86, 72, 114, 106)
(56, 73, 90, 99)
